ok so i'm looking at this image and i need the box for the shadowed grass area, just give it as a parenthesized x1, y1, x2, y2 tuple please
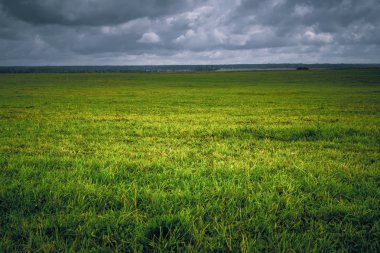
(0, 69, 380, 252)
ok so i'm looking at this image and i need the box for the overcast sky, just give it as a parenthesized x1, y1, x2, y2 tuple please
(0, 0, 379, 66)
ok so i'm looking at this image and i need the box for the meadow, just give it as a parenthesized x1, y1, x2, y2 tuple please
(0, 69, 379, 252)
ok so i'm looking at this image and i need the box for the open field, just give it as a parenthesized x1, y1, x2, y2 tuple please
(0, 69, 380, 252)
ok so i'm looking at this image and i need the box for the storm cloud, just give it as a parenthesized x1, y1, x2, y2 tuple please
(0, 0, 379, 65)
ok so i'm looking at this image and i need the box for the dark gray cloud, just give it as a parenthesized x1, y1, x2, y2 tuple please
(0, 0, 200, 26)
(0, 0, 379, 65)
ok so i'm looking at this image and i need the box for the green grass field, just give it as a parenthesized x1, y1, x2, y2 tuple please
(1, 69, 380, 252)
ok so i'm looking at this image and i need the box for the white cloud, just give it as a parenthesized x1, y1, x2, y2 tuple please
(304, 30, 333, 44)
(138, 32, 160, 43)
(174, 29, 196, 43)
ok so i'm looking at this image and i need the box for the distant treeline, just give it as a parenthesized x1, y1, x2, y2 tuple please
(0, 64, 379, 73)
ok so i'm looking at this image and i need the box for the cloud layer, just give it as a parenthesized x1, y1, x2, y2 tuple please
(0, 0, 379, 65)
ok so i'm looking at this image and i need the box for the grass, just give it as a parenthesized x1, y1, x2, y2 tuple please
(0, 69, 379, 252)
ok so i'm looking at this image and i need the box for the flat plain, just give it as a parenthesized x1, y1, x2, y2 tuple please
(0, 69, 379, 252)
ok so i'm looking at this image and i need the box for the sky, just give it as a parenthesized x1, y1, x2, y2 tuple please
(0, 0, 379, 66)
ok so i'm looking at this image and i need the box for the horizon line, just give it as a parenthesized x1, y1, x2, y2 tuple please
(1, 63, 380, 68)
